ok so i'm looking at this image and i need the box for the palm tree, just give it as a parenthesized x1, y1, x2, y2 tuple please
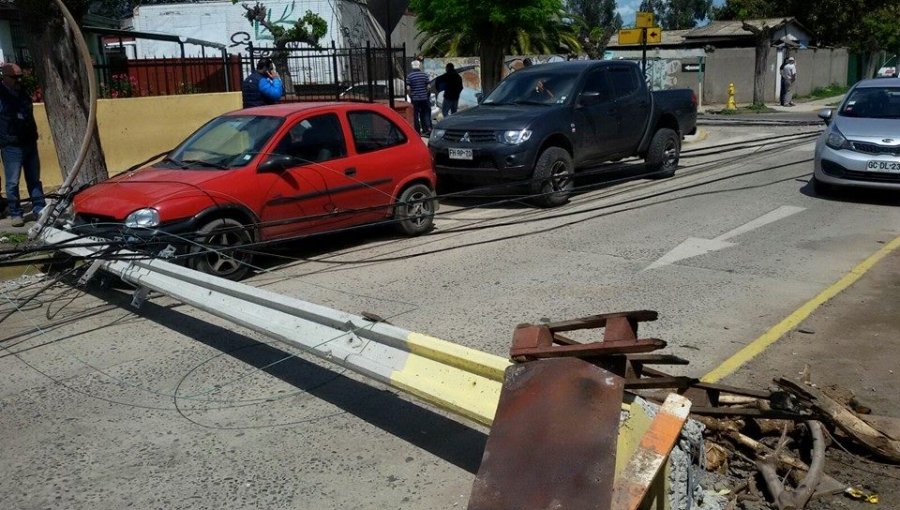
(419, 10, 582, 58)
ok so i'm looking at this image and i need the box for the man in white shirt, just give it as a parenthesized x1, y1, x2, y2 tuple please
(781, 56, 797, 107)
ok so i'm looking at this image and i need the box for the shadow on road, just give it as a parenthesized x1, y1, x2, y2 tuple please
(798, 178, 900, 206)
(437, 160, 652, 210)
(93, 286, 488, 474)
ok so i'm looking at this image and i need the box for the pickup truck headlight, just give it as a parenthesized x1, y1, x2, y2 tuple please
(125, 208, 160, 228)
(430, 128, 446, 141)
(825, 129, 850, 150)
(501, 129, 533, 145)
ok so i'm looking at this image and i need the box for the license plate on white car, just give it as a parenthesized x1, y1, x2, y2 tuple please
(866, 160, 900, 172)
(449, 148, 473, 160)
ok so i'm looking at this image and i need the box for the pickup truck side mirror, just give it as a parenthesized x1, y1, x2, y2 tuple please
(817, 108, 834, 125)
(578, 91, 601, 107)
(258, 154, 294, 173)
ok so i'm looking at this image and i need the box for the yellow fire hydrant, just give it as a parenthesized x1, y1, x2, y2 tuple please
(726, 82, 737, 110)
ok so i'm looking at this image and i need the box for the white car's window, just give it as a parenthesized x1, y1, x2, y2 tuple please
(840, 87, 900, 119)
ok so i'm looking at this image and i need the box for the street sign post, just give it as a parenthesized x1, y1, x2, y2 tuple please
(617, 13, 663, 78)
(635, 12, 654, 28)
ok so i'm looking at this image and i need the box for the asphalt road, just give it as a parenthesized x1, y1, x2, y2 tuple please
(1, 124, 898, 509)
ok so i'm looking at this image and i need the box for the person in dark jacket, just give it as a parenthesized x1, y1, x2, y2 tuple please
(0, 63, 45, 226)
(434, 63, 464, 118)
(242, 58, 284, 108)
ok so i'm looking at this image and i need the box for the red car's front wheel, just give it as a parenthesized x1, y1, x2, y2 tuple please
(188, 218, 254, 281)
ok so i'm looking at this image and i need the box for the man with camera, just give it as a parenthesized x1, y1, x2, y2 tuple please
(242, 58, 284, 108)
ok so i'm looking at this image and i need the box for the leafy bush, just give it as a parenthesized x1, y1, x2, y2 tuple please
(101, 73, 139, 98)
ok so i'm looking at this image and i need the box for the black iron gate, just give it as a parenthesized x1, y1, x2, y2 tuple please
(243, 42, 408, 106)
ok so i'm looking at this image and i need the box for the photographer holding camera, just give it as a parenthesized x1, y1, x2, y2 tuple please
(242, 58, 284, 108)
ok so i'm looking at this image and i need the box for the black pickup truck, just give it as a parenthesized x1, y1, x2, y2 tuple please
(428, 60, 697, 206)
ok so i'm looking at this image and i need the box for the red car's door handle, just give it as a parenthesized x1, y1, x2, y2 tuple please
(344, 167, 357, 176)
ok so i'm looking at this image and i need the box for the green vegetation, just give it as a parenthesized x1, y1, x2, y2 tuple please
(0, 233, 28, 245)
(715, 105, 779, 115)
(411, 0, 567, 92)
(798, 84, 849, 101)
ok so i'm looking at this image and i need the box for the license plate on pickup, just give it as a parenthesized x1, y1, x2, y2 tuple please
(866, 160, 900, 172)
(449, 148, 473, 160)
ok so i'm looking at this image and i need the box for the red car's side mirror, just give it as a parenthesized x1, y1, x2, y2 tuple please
(258, 154, 293, 173)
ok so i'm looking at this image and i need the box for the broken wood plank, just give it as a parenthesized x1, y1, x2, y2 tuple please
(860, 415, 900, 442)
(777, 378, 900, 463)
(728, 430, 848, 496)
(625, 376, 695, 389)
(691, 407, 810, 420)
(626, 354, 690, 365)
(611, 394, 691, 510)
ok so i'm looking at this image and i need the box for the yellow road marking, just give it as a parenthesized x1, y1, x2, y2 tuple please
(702, 235, 900, 383)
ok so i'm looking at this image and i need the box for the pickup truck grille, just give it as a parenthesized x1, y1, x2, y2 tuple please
(851, 142, 900, 156)
(443, 129, 496, 144)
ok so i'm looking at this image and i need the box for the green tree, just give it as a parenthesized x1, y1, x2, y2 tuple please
(419, 12, 581, 59)
(239, 2, 328, 97)
(714, 0, 899, 79)
(411, 0, 565, 92)
(15, 0, 108, 186)
(660, 0, 712, 29)
(567, 0, 622, 59)
(856, 3, 900, 78)
(710, 0, 777, 19)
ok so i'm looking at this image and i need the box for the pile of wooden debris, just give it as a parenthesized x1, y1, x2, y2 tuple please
(642, 371, 900, 509)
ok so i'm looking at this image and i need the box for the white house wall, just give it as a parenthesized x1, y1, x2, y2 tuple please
(131, 0, 382, 58)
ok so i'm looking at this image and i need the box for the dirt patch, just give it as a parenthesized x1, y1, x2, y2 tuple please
(724, 245, 900, 509)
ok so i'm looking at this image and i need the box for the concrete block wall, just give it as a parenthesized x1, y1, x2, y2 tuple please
(33, 92, 243, 190)
(703, 47, 847, 104)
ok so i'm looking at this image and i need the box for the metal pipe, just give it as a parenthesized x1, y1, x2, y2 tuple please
(30, 0, 100, 239)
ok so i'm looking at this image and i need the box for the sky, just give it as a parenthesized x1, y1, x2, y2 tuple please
(615, 0, 727, 27)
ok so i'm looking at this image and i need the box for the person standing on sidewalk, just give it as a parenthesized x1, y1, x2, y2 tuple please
(406, 60, 431, 136)
(781, 57, 797, 107)
(241, 58, 283, 108)
(0, 63, 45, 227)
(434, 63, 463, 118)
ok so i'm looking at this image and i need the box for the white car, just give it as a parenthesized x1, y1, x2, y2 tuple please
(339, 79, 406, 102)
(813, 78, 900, 194)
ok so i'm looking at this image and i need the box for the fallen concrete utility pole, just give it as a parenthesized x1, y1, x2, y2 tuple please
(41, 227, 510, 426)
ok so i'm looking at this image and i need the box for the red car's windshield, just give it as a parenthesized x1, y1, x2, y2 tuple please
(163, 115, 284, 169)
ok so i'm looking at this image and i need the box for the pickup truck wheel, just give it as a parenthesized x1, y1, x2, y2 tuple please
(395, 183, 436, 236)
(531, 147, 574, 207)
(645, 128, 680, 178)
(188, 218, 254, 281)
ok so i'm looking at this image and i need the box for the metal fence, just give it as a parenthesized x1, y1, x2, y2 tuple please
(244, 43, 408, 105)
(89, 44, 408, 104)
(94, 55, 242, 98)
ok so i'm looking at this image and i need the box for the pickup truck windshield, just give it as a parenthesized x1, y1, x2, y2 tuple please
(483, 70, 580, 106)
(164, 115, 284, 169)
(839, 87, 900, 119)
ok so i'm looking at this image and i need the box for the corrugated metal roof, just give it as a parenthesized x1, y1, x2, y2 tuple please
(684, 18, 794, 38)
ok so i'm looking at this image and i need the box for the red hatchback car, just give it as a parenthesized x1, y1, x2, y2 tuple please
(73, 102, 437, 280)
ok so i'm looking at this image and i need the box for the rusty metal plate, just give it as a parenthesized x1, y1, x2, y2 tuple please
(468, 358, 624, 510)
